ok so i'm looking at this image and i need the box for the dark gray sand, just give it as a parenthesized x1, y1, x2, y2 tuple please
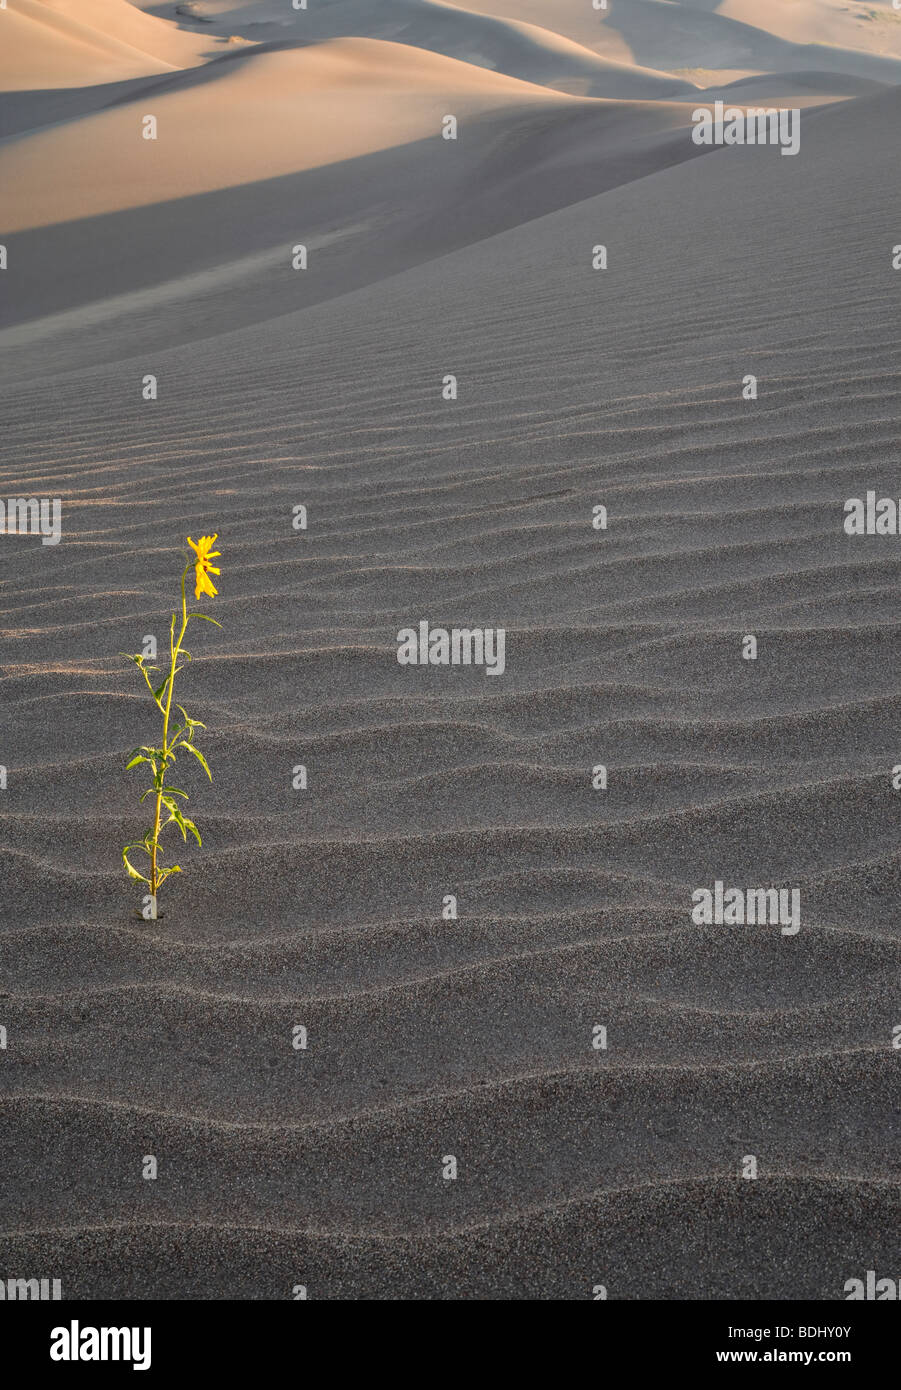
(1, 54, 900, 1297)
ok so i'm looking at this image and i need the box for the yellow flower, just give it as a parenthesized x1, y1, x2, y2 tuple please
(187, 534, 221, 600)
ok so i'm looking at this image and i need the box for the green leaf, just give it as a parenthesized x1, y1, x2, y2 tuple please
(181, 741, 212, 780)
(175, 700, 204, 722)
(166, 803, 188, 842)
(122, 653, 161, 698)
(181, 816, 202, 847)
(125, 754, 152, 771)
(122, 847, 150, 884)
(189, 613, 222, 628)
(177, 705, 206, 730)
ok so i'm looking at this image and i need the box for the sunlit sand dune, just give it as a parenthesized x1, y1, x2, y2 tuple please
(445, 0, 901, 80)
(1, 0, 216, 88)
(0, 40, 717, 372)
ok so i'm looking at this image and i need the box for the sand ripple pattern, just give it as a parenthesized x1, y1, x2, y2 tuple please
(1, 21, 900, 1297)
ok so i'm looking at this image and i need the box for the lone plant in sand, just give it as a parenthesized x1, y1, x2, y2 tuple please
(121, 535, 222, 914)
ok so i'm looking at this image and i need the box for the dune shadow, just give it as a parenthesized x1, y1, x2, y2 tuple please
(0, 99, 713, 374)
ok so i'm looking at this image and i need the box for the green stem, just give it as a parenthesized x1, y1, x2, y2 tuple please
(150, 561, 190, 903)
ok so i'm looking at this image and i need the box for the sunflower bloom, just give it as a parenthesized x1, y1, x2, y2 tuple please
(188, 534, 221, 600)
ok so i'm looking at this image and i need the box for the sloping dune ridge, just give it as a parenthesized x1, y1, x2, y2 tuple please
(0, 38, 723, 371)
(1, 0, 217, 87)
(0, 0, 899, 1301)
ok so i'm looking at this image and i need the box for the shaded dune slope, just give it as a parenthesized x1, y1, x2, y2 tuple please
(452, 0, 901, 79)
(0, 39, 718, 373)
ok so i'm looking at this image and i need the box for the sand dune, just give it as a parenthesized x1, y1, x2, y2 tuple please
(0, 0, 216, 89)
(1, 0, 174, 89)
(136, 0, 901, 83)
(707, 0, 901, 59)
(696, 69, 888, 102)
(0, 0, 246, 134)
(25, 0, 222, 66)
(1, 0, 898, 1303)
(0, 37, 721, 374)
(1, 1177, 898, 1299)
(451, 0, 901, 81)
(252, 0, 696, 98)
(0, 39, 595, 231)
